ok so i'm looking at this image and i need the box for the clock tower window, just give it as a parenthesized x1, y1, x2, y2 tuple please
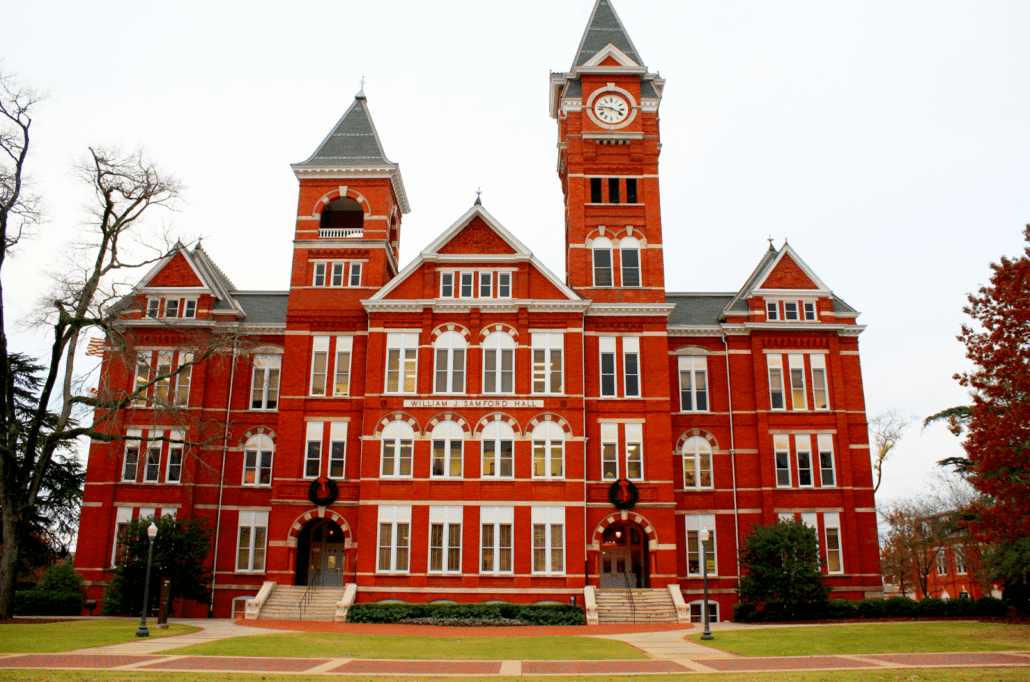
(626, 179, 638, 204)
(592, 237, 614, 287)
(590, 178, 603, 203)
(608, 178, 620, 204)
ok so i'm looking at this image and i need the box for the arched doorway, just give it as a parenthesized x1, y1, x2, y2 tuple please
(296, 518, 346, 586)
(599, 520, 649, 589)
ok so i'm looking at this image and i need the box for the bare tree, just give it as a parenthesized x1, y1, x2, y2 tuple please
(869, 409, 914, 494)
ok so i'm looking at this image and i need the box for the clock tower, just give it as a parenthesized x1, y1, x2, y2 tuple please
(550, 0, 666, 304)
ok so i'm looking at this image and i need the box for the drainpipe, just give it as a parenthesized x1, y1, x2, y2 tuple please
(582, 325, 589, 584)
(209, 338, 238, 616)
(722, 333, 741, 577)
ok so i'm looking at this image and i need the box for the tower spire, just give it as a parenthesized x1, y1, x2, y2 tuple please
(572, 0, 644, 68)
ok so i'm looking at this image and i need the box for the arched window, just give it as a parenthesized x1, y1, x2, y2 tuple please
(432, 421, 464, 478)
(682, 436, 713, 489)
(434, 331, 466, 394)
(592, 237, 613, 287)
(320, 197, 363, 236)
(532, 421, 564, 479)
(381, 421, 414, 477)
(482, 332, 515, 394)
(481, 421, 515, 478)
(620, 236, 640, 287)
(243, 434, 274, 486)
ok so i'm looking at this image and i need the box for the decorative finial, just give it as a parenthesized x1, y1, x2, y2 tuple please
(767, 235, 775, 251)
(474, 187, 482, 206)
(356, 76, 366, 100)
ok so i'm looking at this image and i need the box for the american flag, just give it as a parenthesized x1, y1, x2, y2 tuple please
(85, 336, 106, 357)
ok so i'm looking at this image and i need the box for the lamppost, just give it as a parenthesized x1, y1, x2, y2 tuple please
(699, 526, 713, 640)
(136, 522, 158, 638)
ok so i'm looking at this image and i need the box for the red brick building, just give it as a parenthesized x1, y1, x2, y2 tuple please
(74, 0, 882, 621)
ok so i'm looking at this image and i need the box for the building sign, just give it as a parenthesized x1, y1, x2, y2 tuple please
(403, 399, 545, 409)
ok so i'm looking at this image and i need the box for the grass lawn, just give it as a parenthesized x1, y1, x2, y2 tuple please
(164, 631, 646, 660)
(690, 621, 1030, 657)
(0, 620, 199, 654)
(1, 668, 1029, 682)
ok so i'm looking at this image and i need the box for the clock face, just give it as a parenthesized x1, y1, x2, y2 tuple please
(594, 94, 629, 124)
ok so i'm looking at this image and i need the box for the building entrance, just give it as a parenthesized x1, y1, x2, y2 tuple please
(296, 518, 346, 587)
(599, 521, 649, 589)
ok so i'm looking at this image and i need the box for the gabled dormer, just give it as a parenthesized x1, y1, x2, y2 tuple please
(128, 243, 244, 323)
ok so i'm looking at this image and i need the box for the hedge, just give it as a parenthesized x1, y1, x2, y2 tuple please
(13, 562, 85, 616)
(885, 595, 919, 617)
(917, 597, 947, 617)
(944, 596, 976, 617)
(346, 602, 585, 625)
(856, 597, 887, 619)
(826, 598, 858, 619)
(975, 596, 1008, 617)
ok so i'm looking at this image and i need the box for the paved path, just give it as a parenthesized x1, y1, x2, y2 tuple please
(71, 618, 286, 655)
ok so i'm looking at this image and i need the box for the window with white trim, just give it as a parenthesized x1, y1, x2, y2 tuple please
(803, 301, 816, 321)
(155, 352, 173, 405)
(460, 272, 474, 298)
(431, 421, 464, 478)
(481, 420, 514, 478)
(112, 507, 133, 567)
(334, 337, 352, 396)
(689, 601, 719, 623)
(784, 301, 799, 321)
(377, 505, 411, 573)
(429, 506, 462, 573)
(122, 430, 142, 481)
(349, 262, 362, 286)
(497, 272, 511, 298)
(310, 336, 329, 396)
(146, 298, 160, 318)
(625, 423, 643, 480)
(623, 337, 640, 397)
(479, 272, 492, 298)
(817, 434, 835, 486)
(482, 332, 515, 394)
(243, 434, 273, 486)
(143, 436, 162, 482)
(434, 331, 466, 394)
(381, 420, 413, 478)
(682, 436, 712, 488)
(679, 356, 708, 411)
(164, 299, 179, 318)
(532, 506, 564, 574)
(788, 354, 806, 410)
(935, 548, 947, 575)
(304, 422, 322, 478)
(954, 546, 967, 574)
(385, 333, 419, 393)
(766, 301, 779, 320)
(811, 354, 829, 409)
(824, 512, 843, 573)
(532, 333, 563, 394)
(600, 337, 616, 397)
(331, 262, 345, 286)
(620, 236, 641, 287)
(685, 514, 717, 576)
(481, 506, 513, 573)
(133, 352, 151, 406)
(796, 435, 814, 487)
(592, 237, 613, 287)
(167, 432, 184, 483)
(175, 353, 192, 406)
(532, 421, 564, 479)
(768, 354, 785, 410)
(774, 434, 791, 487)
(236, 511, 268, 572)
(601, 423, 618, 480)
(251, 355, 281, 410)
(328, 422, 347, 478)
(440, 272, 454, 298)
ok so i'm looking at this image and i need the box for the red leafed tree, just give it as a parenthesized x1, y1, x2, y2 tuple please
(956, 225, 1030, 544)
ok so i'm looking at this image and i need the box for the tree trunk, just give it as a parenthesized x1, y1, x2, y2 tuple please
(0, 505, 20, 620)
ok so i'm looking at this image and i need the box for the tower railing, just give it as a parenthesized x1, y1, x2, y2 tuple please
(319, 228, 363, 238)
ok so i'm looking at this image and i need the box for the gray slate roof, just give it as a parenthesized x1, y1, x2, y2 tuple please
(667, 294, 736, 326)
(294, 96, 394, 167)
(574, 0, 644, 67)
(725, 247, 779, 313)
(640, 80, 659, 99)
(233, 293, 290, 324)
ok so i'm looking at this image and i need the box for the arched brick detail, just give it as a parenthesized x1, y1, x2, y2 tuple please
(373, 412, 420, 437)
(472, 412, 522, 438)
(676, 429, 719, 453)
(612, 226, 648, 247)
(239, 426, 276, 449)
(525, 413, 574, 436)
(286, 508, 353, 547)
(431, 323, 471, 340)
(478, 323, 519, 341)
(312, 188, 371, 217)
(423, 412, 471, 437)
(590, 511, 658, 547)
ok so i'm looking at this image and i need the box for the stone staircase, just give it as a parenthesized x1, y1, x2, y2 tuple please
(594, 588, 680, 623)
(255, 584, 346, 621)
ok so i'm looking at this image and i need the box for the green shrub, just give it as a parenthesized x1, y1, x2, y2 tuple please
(974, 596, 1008, 617)
(732, 602, 756, 623)
(856, 597, 887, 618)
(944, 596, 976, 617)
(826, 598, 858, 619)
(13, 562, 85, 616)
(346, 601, 584, 625)
(761, 601, 790, 622)
(918, 597, 947, 617)
(885, 595, 919, 617)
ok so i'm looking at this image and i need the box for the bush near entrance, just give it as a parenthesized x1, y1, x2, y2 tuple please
(346, 601, 585, 625)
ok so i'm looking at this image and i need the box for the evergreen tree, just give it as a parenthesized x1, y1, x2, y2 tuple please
(737, 519, 829, 618)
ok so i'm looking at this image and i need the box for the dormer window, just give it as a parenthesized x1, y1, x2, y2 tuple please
(440, 272, 454, 297)
(164, 299, 179, 318)
(804, 301, 816, 321)
(498, 273, 511, 298)
(183, 300, 197, 318)
(766, 301, 778, 321)
(147, 298, 160, 318)
(784, 302, 798, 321)
(460, 273, 474, 298)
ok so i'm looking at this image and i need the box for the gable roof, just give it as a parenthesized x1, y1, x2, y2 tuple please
(572, 0, 643, 68)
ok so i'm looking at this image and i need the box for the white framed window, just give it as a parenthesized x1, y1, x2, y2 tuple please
(144, 436, 162, 482)
(774, 434, 791, 487)
(183, 299, 197, 318)
(166, 432, 184, 483)
(532, 333, 563, 394)
(112, 507, 133, 567)
(599, 336, 617, 397)
(682, 436, 712, 488)
(592, 237, 613, 287)
(334, 336, 352, 396)
(766, 301, 778, 320)
(440, 272, 454, 298)
(146, 298, 160, 318)
(236, 511, 268, 572)
(460, 272, 474, 298)
(122, 430, 142, 481)
(479, 272, 492, 298)
(331, 262, 345, 286)
(817, 434, 835, 486)
(620, 236, 641, 287)
(481, 420, 514, 478)
(601, 423, 618, 480)
(251, 355, 281, 410)
(133, 351, 152, 407)
(767, 354, 785, 410)
(481, 506, 513, 573)
(377, 505, 411, 573)
(679, 356, 708, 411)
(689, 601, 719, 624)
(164, 298, 179, 318)
(310, 336, 329, 396)
(174, 352, 193, 406)
(313, 262, 327, 286)
(381, 420, 414, 478)
(385, 333, 419, 393)
(803, 301, 817, 321)
(305, 422, 323, 478)
(429, 506, 462, 573)
(811, 354, 829, 410)
(482, 332, 515, 394)
(788, 354, 806, 410)
(625, 423, 643, 480)
(328, 422, 347, 478)
(532, 421, 564, 479)
(796, 435, 813, 487)
(434, 331, 466, 394)
(497, 272, 512, 298)
(824, 512, 843, 573)
(349, 262, 362, 287)
(623, 337, 640, 397)
(431, 421, 464, 478)
(243, 434, 273, 486)
(935, 549, 947, 575)
(954, 546, 967, 574)
(784, 301, 799, 321)
(532, 506, 565, 574)
(155, 351, 173, 405)
(686, 514, 717, 576)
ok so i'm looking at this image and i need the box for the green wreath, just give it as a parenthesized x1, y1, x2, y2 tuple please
(308, 477, 340, 506)
(608, 479, 639, 510)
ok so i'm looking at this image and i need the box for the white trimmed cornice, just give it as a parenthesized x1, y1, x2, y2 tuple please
(586, 303, 675, 317)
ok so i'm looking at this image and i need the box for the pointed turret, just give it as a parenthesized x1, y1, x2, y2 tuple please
(571, 0, 644, 68)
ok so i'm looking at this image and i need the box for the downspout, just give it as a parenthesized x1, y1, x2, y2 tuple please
(582, 326, 589, 584)
(209, 338, 238, 616)
(722, 333, 740, 577)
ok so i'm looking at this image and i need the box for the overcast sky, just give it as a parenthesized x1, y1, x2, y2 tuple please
(3, 0, 1028, 504)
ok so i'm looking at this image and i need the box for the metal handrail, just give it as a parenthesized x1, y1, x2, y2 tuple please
(298, 571, 321, 619)
(622, 571, 637, 623)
